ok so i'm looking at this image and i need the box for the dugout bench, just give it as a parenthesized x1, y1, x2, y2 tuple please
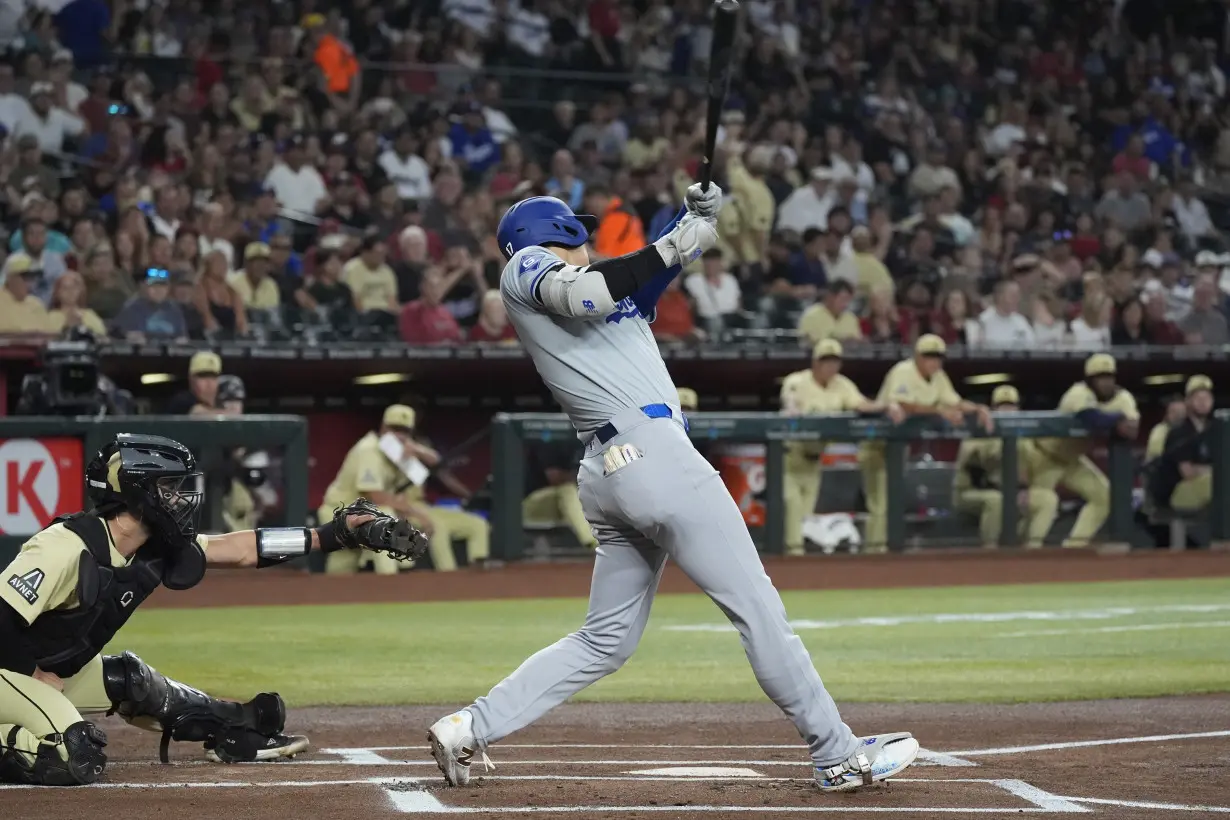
(489, 410, 1153, 561)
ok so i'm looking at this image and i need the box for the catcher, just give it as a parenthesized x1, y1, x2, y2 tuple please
(0, 433, 426, 787)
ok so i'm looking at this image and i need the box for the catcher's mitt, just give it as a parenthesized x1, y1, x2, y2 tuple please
(332, 498, 429, 562)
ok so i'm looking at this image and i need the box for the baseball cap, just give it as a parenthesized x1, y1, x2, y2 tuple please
(51, 48, 73, 65)
(811, 167, 834, 182)
(3, 253, 35, 277)
(29, 81, 52, 97)
(244, 242, 271, 261)
(915, 334, 947, 357)
(1084, 353, 1116, 377)
(1195, 250, 1220, 267)
(1186, 375, 1213, 396)
(189, 351, 222, 377)
(813, 338, 843, 360)
(676, 387, 699, 412)
(382, 404, 416, 431)
(990, 385, 1020, 407)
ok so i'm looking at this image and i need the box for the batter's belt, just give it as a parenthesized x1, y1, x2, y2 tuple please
(586, 404, 690, 454)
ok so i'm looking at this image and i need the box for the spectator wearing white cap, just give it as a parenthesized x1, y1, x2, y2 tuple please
(13, 81, 84, 154)
(777, 166, 836, 235)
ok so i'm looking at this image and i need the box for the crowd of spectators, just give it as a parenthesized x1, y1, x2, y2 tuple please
(1, 0, 1230, 353)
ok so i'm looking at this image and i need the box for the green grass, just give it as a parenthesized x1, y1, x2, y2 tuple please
(110, 578, 1230, 706)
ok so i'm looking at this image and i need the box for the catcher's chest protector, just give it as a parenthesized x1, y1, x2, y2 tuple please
(23, 514, 164, 678)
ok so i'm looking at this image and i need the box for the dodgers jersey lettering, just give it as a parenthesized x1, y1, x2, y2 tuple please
(500, 246, 678, 435)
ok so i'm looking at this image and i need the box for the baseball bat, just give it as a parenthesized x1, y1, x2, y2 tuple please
(699, 0, 740, 193)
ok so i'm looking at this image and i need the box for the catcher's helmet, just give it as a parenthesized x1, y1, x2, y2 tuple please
(496, 196, 598, 260)
(86, 434, 206, 590)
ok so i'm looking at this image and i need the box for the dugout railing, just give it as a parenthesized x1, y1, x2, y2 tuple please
(490, 410, 1154, 561)
(0, 416, 309, 564)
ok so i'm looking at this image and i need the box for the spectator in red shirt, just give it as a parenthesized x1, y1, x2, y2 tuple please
(399, 273, 463, 345)
(1111, 134, 1153, 182)
(468, 290, 518, 343)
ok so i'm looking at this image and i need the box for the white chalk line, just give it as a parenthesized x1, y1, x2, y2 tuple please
(946, 729, 1230, 757)
(1064, 796, 1230, 813)
(382, 778, 1090, 814)
(662, 602, 1230, 632)
(1003, 620, 1230, 638)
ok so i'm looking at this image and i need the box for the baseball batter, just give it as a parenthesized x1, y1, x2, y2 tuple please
(1030, 354, 1139, 547)
(0, 434, 424, 786)
(427, 191, 920, 792)
(953, 385, 1058, 548)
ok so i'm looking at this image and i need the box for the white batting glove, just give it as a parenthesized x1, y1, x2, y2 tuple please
(654, 213, 719, 268)
(685, 182, 723, 218)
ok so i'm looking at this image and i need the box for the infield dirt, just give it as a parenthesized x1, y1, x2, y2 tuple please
(11, 551, 1230, 819)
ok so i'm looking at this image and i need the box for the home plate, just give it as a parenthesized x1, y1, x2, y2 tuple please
(625, 767, 764, 778)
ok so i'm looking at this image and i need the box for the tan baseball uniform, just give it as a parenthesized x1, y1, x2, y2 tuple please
(779, 369, 869, 555)
(861, 358, 963, 551)
(0, 523, 209, 770)
(1032, 382, 1139, 547)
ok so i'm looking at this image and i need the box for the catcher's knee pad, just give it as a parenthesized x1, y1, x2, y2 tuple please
(19, 722, 109, 786)
(103, 651, 285, 761)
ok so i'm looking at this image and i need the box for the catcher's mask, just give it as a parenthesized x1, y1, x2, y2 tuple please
(86, 434, 206, 590)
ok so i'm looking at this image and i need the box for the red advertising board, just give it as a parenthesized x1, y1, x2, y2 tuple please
(0, 437, 84, 535)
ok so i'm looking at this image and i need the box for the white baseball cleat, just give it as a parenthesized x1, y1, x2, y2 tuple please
(427, 710, 494, 786)
(814, 732, 920, 792)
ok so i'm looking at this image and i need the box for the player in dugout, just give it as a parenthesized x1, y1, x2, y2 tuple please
(860, 334, 994, 552)
(1028, 353, 1139, 547)
(781, 339, 902, 556)
(322, 405, 489, 573)
(0, 433, 424, 786)
(953, 385, 1058, 549)
(1153, 375, 1215, 514)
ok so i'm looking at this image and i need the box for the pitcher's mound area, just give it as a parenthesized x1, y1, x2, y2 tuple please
(9, 698, 1229, 819)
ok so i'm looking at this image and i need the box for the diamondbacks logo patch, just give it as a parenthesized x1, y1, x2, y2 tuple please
(7, 568, 44, 605)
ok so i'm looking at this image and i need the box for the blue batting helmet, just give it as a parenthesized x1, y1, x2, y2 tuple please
(496, 196, 598, 260)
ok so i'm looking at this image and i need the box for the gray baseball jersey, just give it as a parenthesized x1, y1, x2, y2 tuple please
(500, 245, 678, 435)
(472, 241, 862, 770)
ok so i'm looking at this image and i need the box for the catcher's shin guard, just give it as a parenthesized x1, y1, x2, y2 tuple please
(102, 651, 286, 762)
(0, 722, 108, 786)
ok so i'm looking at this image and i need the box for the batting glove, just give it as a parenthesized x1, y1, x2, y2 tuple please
(685, 182, 723, 219)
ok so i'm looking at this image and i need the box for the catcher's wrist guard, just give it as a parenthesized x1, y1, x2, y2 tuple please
(256, 528, 312, 568)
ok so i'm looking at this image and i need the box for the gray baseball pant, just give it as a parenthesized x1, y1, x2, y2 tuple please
(467, 406, 860, 766)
